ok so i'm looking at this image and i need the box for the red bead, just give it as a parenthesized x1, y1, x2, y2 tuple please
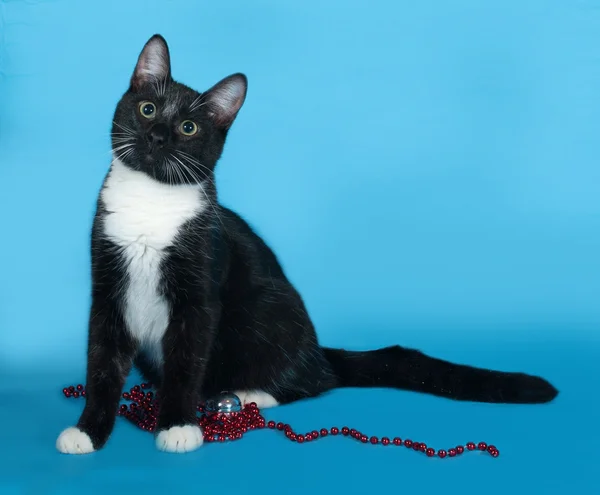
(289, 433, 297, 441)
(404, 439, 413, 448)
(393, 437, 402, 446)
(419, 443, 427, 452)
(449, 449, 457, 457)
(360, 435, 368, 443)
(304, 433, 313, 442)
(487, 445, 499, 457)
(456, 446, 464, 454)
(122, 393, 130, 399)
(478, 442, 487, 451)
(438, 450, 447, 458)
(68, 386, 75, 392)
(62, 388, 68, 395)
(276, 422, 284, 430)
(412, 442, 420, 451)
(76, 385, 83, 391)
(312, 430, 319, 438)
(267, 421, 275, 429)
(82, 391, 86, 397)
(65, 391, 72, 398)
(73, 392, 80, 398)
(370, 436, 378, 445)
(426, 448, 435, 457)
(341, 427, 349, 436)
(381, 437, 390, 446)
(320, 428, 328, 437)
(350, 429, 357, 437)
(466, 442, 476, 451)
(331, 427, 339, 435)
(296, 435, 305, 443)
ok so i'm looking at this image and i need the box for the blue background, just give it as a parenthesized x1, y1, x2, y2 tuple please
(1, 0, 598, 493)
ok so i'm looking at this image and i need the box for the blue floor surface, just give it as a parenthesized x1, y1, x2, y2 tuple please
(1, 334, 597, 495)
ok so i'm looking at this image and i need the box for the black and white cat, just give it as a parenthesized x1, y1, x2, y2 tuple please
(56, 35, 558, 455)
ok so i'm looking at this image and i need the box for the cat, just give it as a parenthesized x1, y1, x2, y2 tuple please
(56, 34, 558, 455)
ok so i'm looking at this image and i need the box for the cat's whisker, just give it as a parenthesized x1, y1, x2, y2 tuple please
(171, 155, 196, 185)
(189, 94, 203, 110)
(170, 153, 224, 229)
(112, 143, 135, 154)
(151, 78, 160, 96)
(170, 154, 203, 186)
(162, 159, 174, 187)
(150, 75, 168, 97)
(175, 150, 212, 173)
(189, 93, 208, 112)
(175, 152, 217, 186)
(175, 161, 215, 190)
(111, 138, 135, 145)
(111, 147, 135, 164)
(170, 157, 187, 185)
(112, 121, 136, 137)
(192, 100, 210, 110)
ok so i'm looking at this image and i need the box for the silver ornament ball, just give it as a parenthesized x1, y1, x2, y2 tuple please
(204, 391, 243, 415)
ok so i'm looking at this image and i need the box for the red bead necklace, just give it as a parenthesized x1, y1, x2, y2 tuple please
(62, 383, 500, 459)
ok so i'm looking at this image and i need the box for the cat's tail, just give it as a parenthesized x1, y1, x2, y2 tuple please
(322, 345, 558, 404)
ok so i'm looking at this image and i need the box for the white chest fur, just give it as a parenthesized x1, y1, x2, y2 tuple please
(101, 159, 206, 358)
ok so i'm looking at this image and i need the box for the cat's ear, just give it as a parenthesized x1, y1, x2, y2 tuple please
(204, 73, 248, 129)
(131, 35, 172, 91)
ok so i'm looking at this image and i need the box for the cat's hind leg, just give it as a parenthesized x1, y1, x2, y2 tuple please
(233, 390, 280, 409)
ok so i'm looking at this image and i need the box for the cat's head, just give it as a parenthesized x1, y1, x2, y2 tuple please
(111, 35, 247, 185)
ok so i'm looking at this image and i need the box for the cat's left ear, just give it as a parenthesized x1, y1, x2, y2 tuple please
(204, 73, 248, 129)
(131, 34, 172, 91)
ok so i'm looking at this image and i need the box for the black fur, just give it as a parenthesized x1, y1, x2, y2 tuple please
(72, 35, 558, 451)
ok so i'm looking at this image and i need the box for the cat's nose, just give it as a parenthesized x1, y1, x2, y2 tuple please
(147, 123, 169, 149)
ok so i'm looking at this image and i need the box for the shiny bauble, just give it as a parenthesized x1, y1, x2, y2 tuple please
(204, 391, 243, 415)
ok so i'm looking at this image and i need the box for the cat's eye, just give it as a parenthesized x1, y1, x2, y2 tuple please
(139, 101, 156, 119)
(180, 120, 198, 136)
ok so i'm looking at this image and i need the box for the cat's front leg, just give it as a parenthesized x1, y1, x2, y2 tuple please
(56, 305, 136, 454)
(155, 305, 218, 453)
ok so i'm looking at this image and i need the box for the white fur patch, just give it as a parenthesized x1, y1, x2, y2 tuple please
(234, 390, 279, 409)
(56, 427, 95, 455)
(101, 159, 206, 360)
(156, 425, 204, 453)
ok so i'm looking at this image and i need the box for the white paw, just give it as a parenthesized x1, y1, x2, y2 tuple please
(234, 390, 279, 409)
(155, 425, 204, 453)
(56, 427, 95, 455)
